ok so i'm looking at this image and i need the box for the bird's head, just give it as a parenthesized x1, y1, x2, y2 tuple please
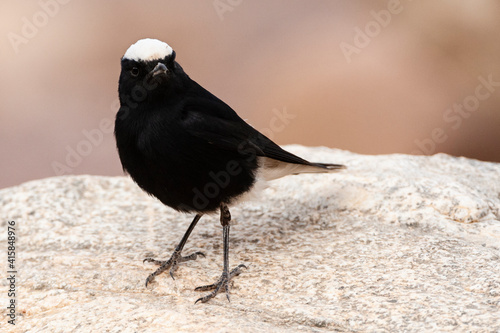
(118, 38, 184, 108)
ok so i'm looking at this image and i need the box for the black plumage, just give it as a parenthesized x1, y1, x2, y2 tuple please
(114, 39, 345, 303)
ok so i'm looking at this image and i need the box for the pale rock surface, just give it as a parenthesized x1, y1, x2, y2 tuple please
(1, 146, 499, 332)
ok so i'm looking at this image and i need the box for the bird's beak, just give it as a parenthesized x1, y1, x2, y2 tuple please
(151, 63, 167, 77)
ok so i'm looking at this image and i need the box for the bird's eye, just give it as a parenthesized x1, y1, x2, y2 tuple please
(130, 67, 139, 77)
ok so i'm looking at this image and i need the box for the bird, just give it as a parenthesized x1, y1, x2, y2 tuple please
(114, 38, 345, 303)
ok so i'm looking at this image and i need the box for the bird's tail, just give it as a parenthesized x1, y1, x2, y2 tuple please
(289, 162, 346, 176)
(309, 162, 346, 171)
(259, 157, 346, 181)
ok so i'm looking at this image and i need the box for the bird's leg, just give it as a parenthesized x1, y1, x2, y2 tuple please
(195, 204, 247, 303)
(144, 214, 205, 287)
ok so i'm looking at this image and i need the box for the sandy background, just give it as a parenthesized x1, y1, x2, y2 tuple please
(1, 1, 500, 189)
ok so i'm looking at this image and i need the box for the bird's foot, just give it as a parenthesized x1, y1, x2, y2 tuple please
(194, 264, 247, 303)
(144, 250, 205, 287)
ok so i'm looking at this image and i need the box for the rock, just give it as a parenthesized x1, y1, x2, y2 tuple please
(1, 146, 499, 332)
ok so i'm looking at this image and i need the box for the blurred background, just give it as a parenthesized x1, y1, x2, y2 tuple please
(1, 1, 499, 189)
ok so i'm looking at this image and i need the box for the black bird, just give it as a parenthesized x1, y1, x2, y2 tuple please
(115, 38, 345, 303)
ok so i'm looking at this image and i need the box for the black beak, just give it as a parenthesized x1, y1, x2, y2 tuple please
(151, 63, 167, 77)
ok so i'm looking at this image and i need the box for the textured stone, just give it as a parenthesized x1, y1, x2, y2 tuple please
(1, 146, 499, 332)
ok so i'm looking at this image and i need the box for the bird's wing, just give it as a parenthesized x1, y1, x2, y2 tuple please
(180, 97, 314, 166)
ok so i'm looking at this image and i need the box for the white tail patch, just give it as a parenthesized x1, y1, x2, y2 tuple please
(232, 157, 343, 206)
(257, 157, 340, 181)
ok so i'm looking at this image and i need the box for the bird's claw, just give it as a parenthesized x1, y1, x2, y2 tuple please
(194, 264, 247, 303)
(143, 251, 205, 287)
